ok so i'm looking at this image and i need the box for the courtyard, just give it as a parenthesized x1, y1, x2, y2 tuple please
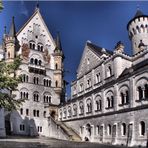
(0, 137, 143, 148)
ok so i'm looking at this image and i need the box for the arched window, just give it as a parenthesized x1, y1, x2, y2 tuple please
(79, 102, 84, 115)
(55, 81, 58, 87)
(136, 26, 141, 33)
(44, 79, 46, 86)
(132, 28, 136, 35)
(140, 121, 145, 136)
(141, 24, 145, 32)
(39, 60, 42, 66)
(95, 100, 102, 111)
(55, 63, 58, 70)
(111, 96, 114, 107)
(63, 108, 66, 118)
(107, 97, 110, 108)
(144, 84, 148, 99)
(96, 125, 99, 135)
(86, 99, 92, 113)
(20, 108, 23, 115)
(29, 41, 35, 49)
(73, 104, 77, 116)
(30, 58, 34, 64)
(49, 80, 51, 87)
(37, 110, 39, 117)
(38, 45, 40, 51)
(107, 65, 112, 77)
(96, 73, 101, 83)
(107, 124, 111, 135)
(86, 124, 91, 136)
(33, 92, 39, 102)
(35, 59, 38, 65)
(33, 44, 35, 50)
(121, 123, 126, 136)
(138, 86, 143, 100)
(125, 90, 129, 103)
(120, 92, 124, 105)
(68, 106, 72, 117)
(40, 46, 43, 52)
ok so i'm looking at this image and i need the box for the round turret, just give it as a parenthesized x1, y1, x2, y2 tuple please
(127, 9, 148, 55)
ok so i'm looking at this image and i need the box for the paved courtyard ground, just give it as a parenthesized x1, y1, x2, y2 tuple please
(0, 137, 143, 148)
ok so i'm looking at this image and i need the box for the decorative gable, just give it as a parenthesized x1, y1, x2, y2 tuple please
(77, 42, 102, 78)
(17, 9, 56, 54)
(16, 9, 56, 69)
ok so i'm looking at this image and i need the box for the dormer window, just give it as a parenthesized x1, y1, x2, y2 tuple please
(79, 83, 83, 92)
(87, 58, 90, 65)
(87, 79, 91, 88)
(96, 73, 101, 83)
(107, 65, 112, 78)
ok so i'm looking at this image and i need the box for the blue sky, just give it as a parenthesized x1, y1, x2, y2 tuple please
(0, 1, 148, 96)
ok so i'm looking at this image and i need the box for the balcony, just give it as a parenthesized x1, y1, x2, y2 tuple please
(28, 64, 46, 75)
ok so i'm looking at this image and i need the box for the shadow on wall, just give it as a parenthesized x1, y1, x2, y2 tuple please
(5, 111, 39, 137)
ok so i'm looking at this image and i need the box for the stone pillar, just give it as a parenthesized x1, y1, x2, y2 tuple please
(91, 125, 94, 142)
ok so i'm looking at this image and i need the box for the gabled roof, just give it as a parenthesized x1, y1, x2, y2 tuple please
(87, 42, 113, 56)
(77, 41, 113, 77)
(16, 8, 55, 46)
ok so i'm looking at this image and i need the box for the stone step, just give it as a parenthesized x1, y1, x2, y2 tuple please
(55, 121, 81, 141)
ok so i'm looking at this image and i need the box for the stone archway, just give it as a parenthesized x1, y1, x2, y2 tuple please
(5, 113, 11, 135)
(50, 110, 56, 120)
(84, 123, 91, 141)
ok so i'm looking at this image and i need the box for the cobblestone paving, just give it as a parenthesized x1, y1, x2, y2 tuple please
(0, 137, 140, 148)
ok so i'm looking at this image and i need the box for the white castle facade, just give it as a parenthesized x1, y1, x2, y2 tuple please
(0, 5, 148, 148)
(58, 9, 148, 147)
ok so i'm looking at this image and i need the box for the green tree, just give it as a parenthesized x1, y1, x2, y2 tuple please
(0, 0, 3, 11)
(0, 56, 23, 111)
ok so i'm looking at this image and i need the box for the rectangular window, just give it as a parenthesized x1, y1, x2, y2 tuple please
(20, 108, 23, 115)
(26, 109, 29, 116)
(20, 124, 25, 131)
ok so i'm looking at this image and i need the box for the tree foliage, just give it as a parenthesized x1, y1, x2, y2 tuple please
(0, 0, 3, 11)
(0, 56, 24, 111)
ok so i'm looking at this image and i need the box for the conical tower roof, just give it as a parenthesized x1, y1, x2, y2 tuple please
(127, 9, 148, 30)
(9, 16, 16, 37)
(55, 32, 62, 51)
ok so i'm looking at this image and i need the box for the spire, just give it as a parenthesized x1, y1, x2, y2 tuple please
(9, 16, 16, 37)
(55, 32, 62, 51)
(134, 5, 144, 18)
(35, 0, 39, 11)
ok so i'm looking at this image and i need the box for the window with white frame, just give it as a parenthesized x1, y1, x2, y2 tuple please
(86, 99, 92, 113)
(139, 121, 145, 136)
(87, 78, 91, 88)
(106, 65, 112, 78)
(79, 83, 84, 92)
(121, 123, 126, 136)
(96, 73, 101, 83)
(107, 124, 111, 135)
(79, 101, 84, 115)
(73, 104, 77, 116)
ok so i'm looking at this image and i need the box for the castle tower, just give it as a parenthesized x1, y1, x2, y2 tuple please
(53, 33, 65, 103)
(127, 9, 148, 55)
(4, 17, 20, 62)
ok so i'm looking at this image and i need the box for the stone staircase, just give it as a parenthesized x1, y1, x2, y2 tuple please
(56, 121, 81, 141)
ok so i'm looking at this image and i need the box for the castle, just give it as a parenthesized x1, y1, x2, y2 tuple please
(0, 4, 148, 148)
